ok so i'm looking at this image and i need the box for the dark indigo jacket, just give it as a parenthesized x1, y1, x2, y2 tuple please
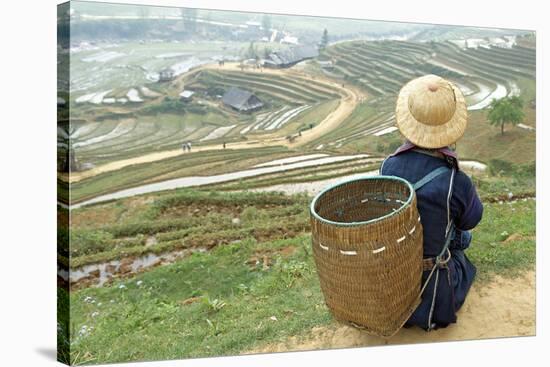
(380, 143, 483, 329)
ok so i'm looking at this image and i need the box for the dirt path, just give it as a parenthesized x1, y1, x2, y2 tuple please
(207, 63, 364, 146)
(65, 63, 364, 183)
(245, 270, 535, 354)
(60, 139, 282, 183)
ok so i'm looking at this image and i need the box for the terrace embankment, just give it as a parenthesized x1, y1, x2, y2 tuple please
(65, 62, 364, 183)
(64, 179, 534, 289)
(69, 154, 376, 208)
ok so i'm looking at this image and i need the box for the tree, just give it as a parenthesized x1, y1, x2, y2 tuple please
(487, 96, 524, 135)
(320, 28, 329, 50)
(262, 14, 272, 36)
(246, 41, 257, 60)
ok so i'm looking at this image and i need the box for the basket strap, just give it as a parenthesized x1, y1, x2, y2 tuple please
(417, 167, 456, 331)
(413, 166, 450, 191)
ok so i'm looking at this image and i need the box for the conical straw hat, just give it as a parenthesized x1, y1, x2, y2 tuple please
(395, 74, 467, 149)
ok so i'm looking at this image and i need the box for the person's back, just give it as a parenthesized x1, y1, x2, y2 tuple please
(381, 145, 483, 329)
(383, 74, 484, 330)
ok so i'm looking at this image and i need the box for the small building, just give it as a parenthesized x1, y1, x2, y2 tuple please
(263, 45, 319, 68)
(179, 90, 195, 101)
(158, 68, 175, 82)
(222, 87, 263, 112)
(245, 21, 261, 28)
(317, 60, 334, 70)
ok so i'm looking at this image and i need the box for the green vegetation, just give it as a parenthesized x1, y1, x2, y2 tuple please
(69, 189, 311, 267)
(190, 70, 339, 104)
(71, 146, 292, 203)
(140, 97, 196, 115)
(66, 189, 535, 364)
(474, 160, 535, 205)
(245, 41, 259, 60)
(69, 61, 341, 171)
(57, 287, 71, 364)
(304, 38, 536, 161)
(468, 199, 535, 280)
(320, 29, 329, 51)
(487, 96, 525, 135)
(74, 111, 234, 167)
(68, 235, 330, 364)
(456, 107, 535, 165)
(67, 39, 536, 206)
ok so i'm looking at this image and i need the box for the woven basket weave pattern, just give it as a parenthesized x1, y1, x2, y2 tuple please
(310, 177, 423, 337)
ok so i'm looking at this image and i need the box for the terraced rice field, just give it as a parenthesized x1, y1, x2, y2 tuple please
(68, 64, 342, 167)
(63, 38, 535, 207)
(71, 153, 379, 206)
(303, 39, 535, 151)
(62, 190, 313, 288)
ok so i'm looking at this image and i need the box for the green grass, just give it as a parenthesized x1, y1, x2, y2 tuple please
(57, 287, 71, 364)
(69, 189, 310, 267)
(68, 235, 331, 364)
(65, 189, 535, 365)
(469, 199, 535, 280)
(455, 113, 535, 165)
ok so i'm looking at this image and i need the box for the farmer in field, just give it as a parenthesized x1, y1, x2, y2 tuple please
(380, 74, 483, 330)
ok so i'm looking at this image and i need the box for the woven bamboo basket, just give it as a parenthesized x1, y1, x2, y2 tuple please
(310, 175, 423, 337)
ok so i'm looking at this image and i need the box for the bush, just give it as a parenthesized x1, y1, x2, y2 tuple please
(186, 104, 208, 115)
(516, 162, 536, 178)
(488, 159, 515, 176)
(206, 86, 226, 97)
(70, 229, 114, 256)
(488, 159, 535, 179)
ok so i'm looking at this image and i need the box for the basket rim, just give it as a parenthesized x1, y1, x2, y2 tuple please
(309, 175, 414, 227)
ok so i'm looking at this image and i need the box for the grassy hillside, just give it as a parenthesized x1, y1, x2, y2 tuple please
(63, 188, 535, 365)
